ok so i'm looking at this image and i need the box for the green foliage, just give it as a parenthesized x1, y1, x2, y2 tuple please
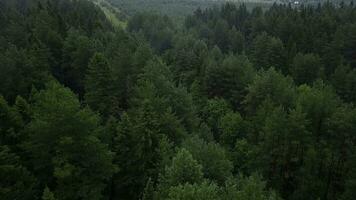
(341, 150, 356, 200)
(182, 136, 233, 184)
(25, 81, 117, 200)
(0, 45, 50, 101)
(133, 58, 197, 132)
(245, 68, 296, 114)
(60, 30, 95, 95)
(128, 13, 174, 52)
(0, 145, 37, 200)
(156, 148, 204, 199)
(219, 111, 245, 148)
(258, 106, 310, 196)
(84, 53, 119, 116)
(42, 187, 56, 200)
(205, 54, 255, 108)
(167, 181, 220, 200)
(235, 174, 282, 200)
(291, 53, 324, 85)
(250, 32, 286, 72)
(331, 64, 356, 102)
(0, 96, 24, 147)
(296, 81, 340, 136)
(231, 139, 254, 174)
(201, 98, 232, 139)
(161, 148, 204, 187)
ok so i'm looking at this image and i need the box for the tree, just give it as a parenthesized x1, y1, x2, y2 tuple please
(258, 106, 310, 198)
(291, 53, 324, 85)
(156, 148, 204, 199)
(84, 53, 119, 117)
(214, 19, 230, 52)
(218, 111, 245, 148)
(222, 175, 279, 200)
(0, 145, 37, 200)
(161, 148, 204, 187)
(201, 98, 232, 139)
(113, 110, 164, 200)
(182, 136, 233, 184)
(112, 58, 194, 199)
(0, 96, 24, 148)
(131, 58, 197, 132)
(205, 54, 255, 109)
(60, 30, 95, 95)
(228, 27, 245, 54)
(42, 187, 56, 200)
(244, 68, 296, 114)
(341, 150, 356, 200)
(331, 64, 356, 102)
(227, 174, 282, 200)
(25, 81, 117, 200)
(167, 181, 220, 200)
(296, 81, 340, 137)
(250, 32, 286, 72)
(0, 45, 50, 101)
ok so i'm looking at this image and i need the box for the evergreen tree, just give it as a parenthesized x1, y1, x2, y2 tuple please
(167, 181, 220, 200)
(84, 53, 119, 117)
(245, 68, 296, 114)
(0, 145, 37, 200)
(291, 53, 324, 85)
(250, 32, 286, 72)
(25, 81, 117, 200)
(60, 30, 95, 95)
(0, 95, 24, 150)
(42, 187, 56, 200)
(205, 54, 255, 109)
(341, 151, 356, 200)
(156, 148, 204, 199)
(182, 136, 233, 184)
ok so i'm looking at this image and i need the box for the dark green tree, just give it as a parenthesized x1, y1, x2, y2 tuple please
(182, 136, 233, 184)
(250, 32, 286, 72)
(245, 68, 296, 114)
(84, 53, 119, 117)
(0, 145, 37, 200)
(25, 81, 117, 200)
(291, 53, 324, 85)
(205, 54, 255, 109)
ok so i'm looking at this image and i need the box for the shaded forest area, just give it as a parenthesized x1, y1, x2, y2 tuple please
(1, 0, 356, 200)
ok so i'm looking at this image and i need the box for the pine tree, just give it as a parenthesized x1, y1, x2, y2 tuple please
(182, 136, 233, 184)
(156, 148, 204, 199)
(25, 81, 117, 200)
(341, 151, 356, 200)
(167, 181, 220, 200)
(291, 53, 324, 85)
(84, 53, 119, 117)
(0, 145, 37, 200)
(42, 187, 56, 200)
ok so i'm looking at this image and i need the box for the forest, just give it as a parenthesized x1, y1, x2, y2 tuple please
(0, 0, 356, 199)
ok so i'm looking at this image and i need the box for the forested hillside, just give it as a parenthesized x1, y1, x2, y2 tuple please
(1, 0, 356, 200)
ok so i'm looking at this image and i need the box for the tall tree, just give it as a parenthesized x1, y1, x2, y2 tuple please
(0, 145, 37, 200)
(291, 53, 324, 85)
(84, 53, 119, 117)
(25, 81, 116, 200)
(250, 32, 286, 72)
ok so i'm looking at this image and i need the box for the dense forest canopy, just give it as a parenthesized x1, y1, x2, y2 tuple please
(1, 0, 356, 200)
(107, 0, 355, 19)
